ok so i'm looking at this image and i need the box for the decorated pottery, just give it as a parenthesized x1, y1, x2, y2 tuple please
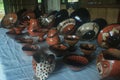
(1, 13, 17, 29)
(70, 8, 90, 27)
(64, 35, 79, 46)
(39, 15, 55, 28)
(57, 18, 75, 35)
(27, 19, 41, 36)
(76, 22, 99, 40)
(64, 35, 79, 51)
(32, 48, 55, 80)
(97, 24, 120, 49)
(46, 29, 60, 46)
(49, 43, 69, 57)
(96, 49, 120, 79)
(79, 43, 96, 56)
(63, 54, 89, 71)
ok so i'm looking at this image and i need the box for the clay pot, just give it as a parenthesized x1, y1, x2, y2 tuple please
(96, 49, 120, 79)
(80, 43, 96, 56)
(63, 54, 89, 71)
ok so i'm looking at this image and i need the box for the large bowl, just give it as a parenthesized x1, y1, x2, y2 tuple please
(97, 24, 120, 49)
(96, 48, 120, 79)
(76, 22, 99, 40)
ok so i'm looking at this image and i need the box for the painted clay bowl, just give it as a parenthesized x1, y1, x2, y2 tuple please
(47, 28, 58, 38)
(49, 43, 69, 57)
(79, 43, 96, 56)
(76, 22, 99, 40)
(46, 29, 60, 46)
(64, 35, 80, 47)
(1, 13, 17, 29)
(97, 24, 120, 49)
(63, 54, 89, 71)
(96, 48, 120, 79)
(27, 19, 41, 36)
(57, 18, 75, 35)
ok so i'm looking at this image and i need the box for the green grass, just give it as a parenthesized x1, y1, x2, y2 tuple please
(0, 1, 4, 10)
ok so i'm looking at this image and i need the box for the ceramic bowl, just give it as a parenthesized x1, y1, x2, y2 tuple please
(49, 43, 69, 57)
(97, 24, 120, 49)
(64, 35, 80, 47)
(63, 54, 89, 71)
(57, 18, 75, 35)
(79, 43, 96, 56)
(96, 48, 120, 79)
(76, 22, 99, 40)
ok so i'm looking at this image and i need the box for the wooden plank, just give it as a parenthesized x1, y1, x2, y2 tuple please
(106, 8, 119, 24)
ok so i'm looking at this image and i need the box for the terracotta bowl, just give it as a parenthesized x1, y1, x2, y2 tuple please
(97, 24, 120, 49)
(64, 35, 80, 47)
(79, 43, 96, 56)
(96, 48, 120, 79)
(63, 54, 89, 71)
(49, 43, 69, 57)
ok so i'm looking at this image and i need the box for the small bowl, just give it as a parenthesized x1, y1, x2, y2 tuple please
(97, 24, 120, 49)
(64, 35, 80, 47)
(49, 43, 69, 57)
(63, 54, 89, 71)
(80, 43, 96, 56)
